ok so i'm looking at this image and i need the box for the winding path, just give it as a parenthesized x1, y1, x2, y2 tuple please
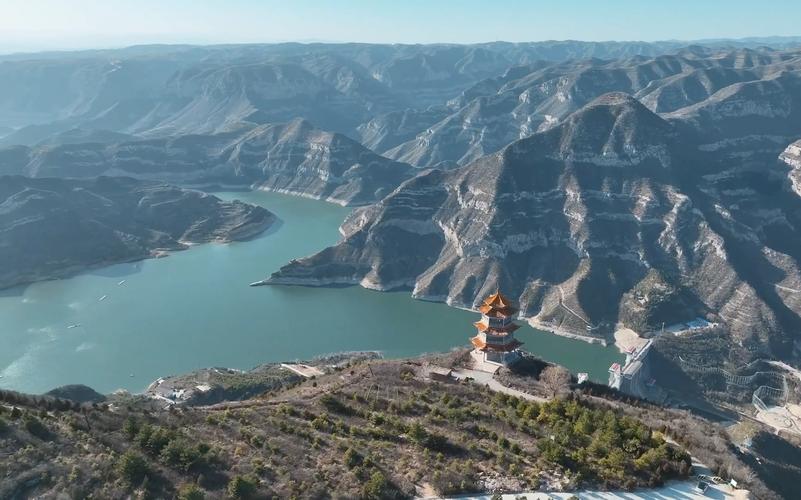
(450, 367, 547, 402)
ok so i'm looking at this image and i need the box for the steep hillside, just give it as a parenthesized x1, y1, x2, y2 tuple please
(0, 119, 415, 206)
(666, 70, 801, 163)
(3, 353, 767, 499)
(357, 106, 453, 154)
(382, 48, 801, 168)
(268, 94, 801, 363)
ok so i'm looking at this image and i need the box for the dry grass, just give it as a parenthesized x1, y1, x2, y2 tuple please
(0, 355, 770, 499)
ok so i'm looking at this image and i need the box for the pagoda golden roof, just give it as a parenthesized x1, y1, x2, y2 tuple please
(484, 290, 511, 307)
(478, 290, 517, 315)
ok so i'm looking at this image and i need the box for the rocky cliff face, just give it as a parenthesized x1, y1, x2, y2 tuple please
(357, 106, 453, 154)
(0, 176, 274, 289)
(666, 70, 801, 164)
(0, 119, 415, 206)
(269, 94, 801, 362)
(782, 140, 801, 196)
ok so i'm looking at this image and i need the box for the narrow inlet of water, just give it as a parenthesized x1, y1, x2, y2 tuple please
(0, 191, 623, 394)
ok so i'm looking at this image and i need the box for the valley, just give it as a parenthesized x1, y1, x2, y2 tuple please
(2, 34, 801, 499)
(0, 190, 623, 395)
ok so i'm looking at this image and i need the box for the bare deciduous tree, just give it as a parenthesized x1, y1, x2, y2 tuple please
(540, 365, 572, 397)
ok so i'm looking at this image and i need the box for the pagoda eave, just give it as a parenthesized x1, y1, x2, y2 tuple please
(471, 336, 523, 352)
(479, 304, 517, 316)
(473, 321, 520, 334)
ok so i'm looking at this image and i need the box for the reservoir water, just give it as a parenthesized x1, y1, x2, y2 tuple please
(0, 191, 623, 394)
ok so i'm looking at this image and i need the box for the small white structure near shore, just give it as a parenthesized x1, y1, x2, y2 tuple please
(280, 363, 324, 378)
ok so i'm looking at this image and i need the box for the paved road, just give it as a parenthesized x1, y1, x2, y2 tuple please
(451, 368, 547, 403)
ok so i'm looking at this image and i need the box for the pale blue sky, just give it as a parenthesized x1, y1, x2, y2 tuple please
(1, 0, 799, 52)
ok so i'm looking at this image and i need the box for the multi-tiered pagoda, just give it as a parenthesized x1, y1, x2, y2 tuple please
(470, 290, 523, 366)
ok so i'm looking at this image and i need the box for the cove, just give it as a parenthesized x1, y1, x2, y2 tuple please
(0, 191, 623, 394)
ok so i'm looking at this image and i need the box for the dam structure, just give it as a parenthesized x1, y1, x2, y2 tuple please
(609, 339, 653, 399)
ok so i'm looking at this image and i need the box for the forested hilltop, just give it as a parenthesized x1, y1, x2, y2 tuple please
(0, 352, 793, 498)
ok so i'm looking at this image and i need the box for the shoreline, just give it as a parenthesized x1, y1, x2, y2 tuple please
(260, 276, 612, 347)
(233, 187, 615, 350)
(252, 185, 359, 207)
(526, 317, 609, 346)
(0, 213, 275, 293)
(0, 253, 155, 292)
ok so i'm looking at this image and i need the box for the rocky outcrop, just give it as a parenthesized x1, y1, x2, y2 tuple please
(0, 119, 415, 206)
(781, 140, 801, 196)
(0, 176, 274, 289)
(269, 94, 801, 362)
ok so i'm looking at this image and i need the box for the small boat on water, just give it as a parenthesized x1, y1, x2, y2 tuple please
(118, 280, 126, 286)
(98, 295, 108, 302)
(67, 324, 82, 329)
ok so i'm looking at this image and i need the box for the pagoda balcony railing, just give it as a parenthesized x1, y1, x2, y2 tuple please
(483, 333, 518, 344)
(482, 315, 513, 328)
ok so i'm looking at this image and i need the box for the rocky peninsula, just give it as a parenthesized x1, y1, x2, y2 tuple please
(0, 176, 274, 290)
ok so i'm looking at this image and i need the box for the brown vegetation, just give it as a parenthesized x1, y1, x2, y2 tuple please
(0, 355, 787, 499)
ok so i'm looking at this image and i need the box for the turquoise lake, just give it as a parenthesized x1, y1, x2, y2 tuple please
(0, 190, 623, 394)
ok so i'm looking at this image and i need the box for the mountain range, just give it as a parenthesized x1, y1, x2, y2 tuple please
(0, 119, 414, 206)
(2, 39, 800, 145)
(380, 47, 801, 168)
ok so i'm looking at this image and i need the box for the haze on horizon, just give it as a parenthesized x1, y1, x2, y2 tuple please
(1, 0, 800, 54)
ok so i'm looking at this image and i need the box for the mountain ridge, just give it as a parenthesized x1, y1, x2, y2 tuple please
(0, 119, 415, 206)
(380, 48, 801, 169)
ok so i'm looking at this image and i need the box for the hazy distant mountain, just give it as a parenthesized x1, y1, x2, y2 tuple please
(269, 93, 801, 363)
(0, 119, 415, 206)
(382, 48, 801, 168)
(0, 176, 274, 289)
(2, 39, 800, 145)
(33, 128, 136, 147)
(0, 43, 514, 140)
